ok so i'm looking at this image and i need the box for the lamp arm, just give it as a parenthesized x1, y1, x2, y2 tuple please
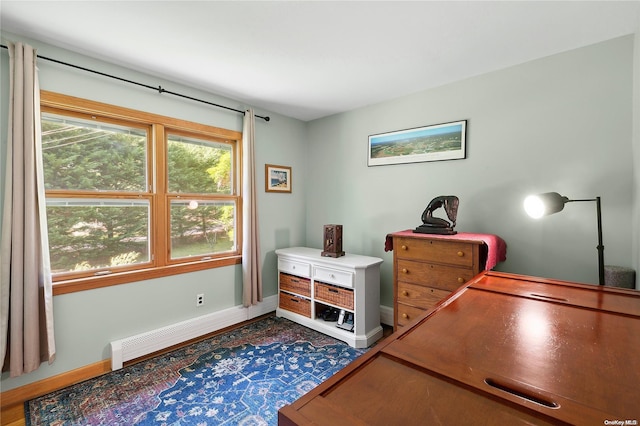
(564, 198, 598, 203)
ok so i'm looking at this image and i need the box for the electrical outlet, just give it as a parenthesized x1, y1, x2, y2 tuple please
(196, 293, 205, 307)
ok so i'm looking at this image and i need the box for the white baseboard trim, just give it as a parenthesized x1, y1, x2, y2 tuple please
(248, 294, 278, 318)
(380, 305, 393, 326)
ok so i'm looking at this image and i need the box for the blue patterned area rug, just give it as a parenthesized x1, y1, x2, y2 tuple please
(26, 315, 368, 425)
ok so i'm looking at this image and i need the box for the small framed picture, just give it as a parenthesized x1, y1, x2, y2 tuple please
(265, 164, 292, 193)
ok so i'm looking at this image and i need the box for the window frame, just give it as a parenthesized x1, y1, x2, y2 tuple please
(41, 91, 243, 295)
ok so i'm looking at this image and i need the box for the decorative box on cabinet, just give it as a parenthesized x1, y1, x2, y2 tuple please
(388, 231, 506, 330)
(275, 247, 383, 348)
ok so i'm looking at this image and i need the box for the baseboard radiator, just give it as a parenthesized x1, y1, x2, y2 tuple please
(110, 295, 277, 371)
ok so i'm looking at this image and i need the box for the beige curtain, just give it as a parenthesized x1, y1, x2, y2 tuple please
(0, 42, 56, 377)
(242, 108, 262, 307)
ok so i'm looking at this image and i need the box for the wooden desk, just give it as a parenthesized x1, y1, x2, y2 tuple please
(279, 271, 640, 425)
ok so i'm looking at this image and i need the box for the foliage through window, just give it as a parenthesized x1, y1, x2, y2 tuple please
(166, 133, 236, 260)
(40, 92, 242, 292)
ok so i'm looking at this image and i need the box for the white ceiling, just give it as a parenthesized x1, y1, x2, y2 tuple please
(2, 1, 639, 121)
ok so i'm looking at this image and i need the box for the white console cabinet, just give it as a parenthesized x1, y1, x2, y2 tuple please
(275, 247, 383, 348)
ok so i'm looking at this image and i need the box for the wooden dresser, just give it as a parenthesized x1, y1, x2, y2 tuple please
(279, 271, 640, 425)
(390, 232, 491, 329)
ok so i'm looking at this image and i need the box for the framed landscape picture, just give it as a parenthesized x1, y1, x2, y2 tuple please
(368, 120, 467, 166)
(265, 164, 292, 193)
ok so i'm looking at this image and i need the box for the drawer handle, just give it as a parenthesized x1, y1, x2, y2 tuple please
(401, 245, 408, 250)
(289, 298, 299, 303)
(402, 313, 408, 319)
(458, 277, 465, 283)
(457, 251, 464, 257)
(402, 268, 408, 274)
(328, 288, 339, 294)
(401, 290, 408, 296)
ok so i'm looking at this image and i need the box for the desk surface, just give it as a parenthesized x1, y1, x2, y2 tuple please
(278, 271, 640, 425)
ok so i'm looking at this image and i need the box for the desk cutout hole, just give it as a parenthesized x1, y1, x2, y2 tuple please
(485, 378, 559, 409)
(530, 293, 568, 302)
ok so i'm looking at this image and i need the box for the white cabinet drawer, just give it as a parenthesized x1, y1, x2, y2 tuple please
(278, 259, 311, 278)
(314, 266, 353, 288)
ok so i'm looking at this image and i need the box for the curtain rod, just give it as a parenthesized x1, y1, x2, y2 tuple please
(1, 44, 270, 122)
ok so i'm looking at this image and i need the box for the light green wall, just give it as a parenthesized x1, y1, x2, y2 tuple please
(632, 24, 640, 291)
(306, 36, 636, 306)
(0, 32, 308, 390)
(1, 32, 637, 392)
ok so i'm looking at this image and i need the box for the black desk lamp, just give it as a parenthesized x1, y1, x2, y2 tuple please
(524, 192, 604, 285)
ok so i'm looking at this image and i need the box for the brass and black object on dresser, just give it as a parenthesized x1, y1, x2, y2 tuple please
(414, 195, 459, 235)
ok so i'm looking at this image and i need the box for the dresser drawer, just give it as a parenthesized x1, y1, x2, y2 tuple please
(313, 266, 353, 289)
(394, 237, 478, 268)
(280, 273, 311, 297)
(396, 259, 475, 292)
(279, 292, 311, 318)
(397, 282, 451, 310)
(278, 258, 311, 277)
(396, 303, 429, 328)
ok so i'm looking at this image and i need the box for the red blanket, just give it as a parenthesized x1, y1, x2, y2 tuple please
(385, 230, 507, 270)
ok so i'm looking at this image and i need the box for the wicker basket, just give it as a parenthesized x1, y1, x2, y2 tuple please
(280, 273, 311, 297)
(279, 292, 311, 317)
(315, 282, 354, 310)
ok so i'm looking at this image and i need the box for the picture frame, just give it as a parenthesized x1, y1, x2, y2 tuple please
(368, 120, 467, 166)
(265, 164, 292, 193)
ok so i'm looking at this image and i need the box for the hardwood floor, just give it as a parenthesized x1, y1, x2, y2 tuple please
(1, 403, 26, 426)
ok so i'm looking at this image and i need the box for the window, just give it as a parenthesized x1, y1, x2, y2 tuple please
(166, 132, 237, 261)
(40, 91, 242, 294)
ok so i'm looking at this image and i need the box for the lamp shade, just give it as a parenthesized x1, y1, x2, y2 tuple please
(524, 192, 569, 218)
